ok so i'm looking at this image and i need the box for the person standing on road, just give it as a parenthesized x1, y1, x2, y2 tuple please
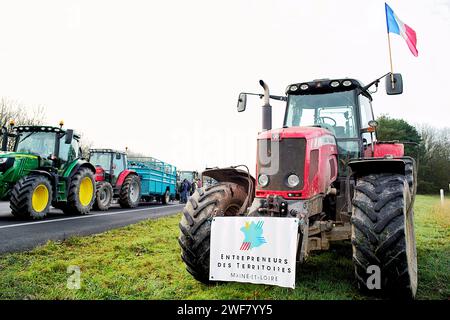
(191, 179, 198, 195)
(181, 179, 191, 203)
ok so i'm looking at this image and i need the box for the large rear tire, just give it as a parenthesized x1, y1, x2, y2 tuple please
(93, 181, 113, 211)
(119, 174, 141, 208)
(63, 168, 96, 215)
(10, 175, 53, 220)
(351, 173, 417, 299)
(178, 182, 247, 283)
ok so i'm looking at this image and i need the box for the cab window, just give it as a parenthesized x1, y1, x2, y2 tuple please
(285, 90, 357, 138)
(59, 136, 79, 166)
(359, 95, 376, 144)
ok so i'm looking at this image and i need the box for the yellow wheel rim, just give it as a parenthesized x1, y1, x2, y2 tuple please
(31, 184, 49, 213)
(79, 177, 94, 206)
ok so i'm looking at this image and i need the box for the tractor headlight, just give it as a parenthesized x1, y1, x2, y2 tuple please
(286, 174, 300, 188)
(343, 80, 352, 86)
(258, 174, 269, 187)
(330, 81, 340, 87)
(0, 158, 7, 164)
(300, 84, 309, 90)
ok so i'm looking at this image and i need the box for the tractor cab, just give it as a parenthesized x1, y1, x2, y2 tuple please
(2, 124, 80, 170)
(89, 149, 127, 186)
(283, 79, 376, 172)
(15, 126, 80, 169)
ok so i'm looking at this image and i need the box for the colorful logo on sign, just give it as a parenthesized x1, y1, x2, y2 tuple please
(240, 221, 267, 250)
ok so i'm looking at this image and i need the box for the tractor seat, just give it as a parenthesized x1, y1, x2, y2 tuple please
(333, 126, 346, 138)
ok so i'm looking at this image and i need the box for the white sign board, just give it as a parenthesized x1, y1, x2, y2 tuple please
(209, 217, 298, 289)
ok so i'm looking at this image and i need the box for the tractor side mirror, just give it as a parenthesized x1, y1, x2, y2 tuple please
(368, 120, 378, 129)
(386, 73, 403, 95)
(65, 129, 74, 144)
(237, 93, 247, 112)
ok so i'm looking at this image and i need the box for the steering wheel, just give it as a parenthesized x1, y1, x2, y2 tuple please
(319, 116, 337, 127)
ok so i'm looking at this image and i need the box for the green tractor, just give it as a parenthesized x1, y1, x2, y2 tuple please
(0, 121, 96, 219)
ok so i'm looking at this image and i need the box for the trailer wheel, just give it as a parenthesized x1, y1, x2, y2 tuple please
(351, 173, 417, 299)
(63, 168, 96, 215)
(162, 188, 170, 205)
(119, 174, 141, 208)
(93, 181, 113, 211)
(10, 175, 53, 220)
(178, 182, 247, 283)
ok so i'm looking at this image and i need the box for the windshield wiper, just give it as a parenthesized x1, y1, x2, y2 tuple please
(18, 131, 37, 144)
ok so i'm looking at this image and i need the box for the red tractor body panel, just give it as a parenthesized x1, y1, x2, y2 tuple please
(256, 127, 338, 200)
(94, 166, 105, 182)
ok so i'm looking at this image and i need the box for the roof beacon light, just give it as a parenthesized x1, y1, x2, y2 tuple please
(59, 120, 64, 128)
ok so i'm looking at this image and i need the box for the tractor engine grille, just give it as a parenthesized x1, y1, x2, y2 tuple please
(257, 138, 306, 191)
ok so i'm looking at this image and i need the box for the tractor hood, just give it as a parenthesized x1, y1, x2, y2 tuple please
(0, 151, 39, 160)
(257, 126, 334, 141)
(0, 152, 40, 200)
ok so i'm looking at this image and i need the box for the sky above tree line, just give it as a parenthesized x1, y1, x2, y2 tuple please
(0, 0, 449, 172)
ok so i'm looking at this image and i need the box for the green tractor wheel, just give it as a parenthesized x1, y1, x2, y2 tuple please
(10, 175, 53, 220)
(62, 168, 96, 215)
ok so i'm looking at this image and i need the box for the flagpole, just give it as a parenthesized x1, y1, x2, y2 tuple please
(387, 31, 395, 89)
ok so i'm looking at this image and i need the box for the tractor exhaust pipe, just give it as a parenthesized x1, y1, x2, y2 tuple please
(1, 125, 8, 151)
(259, 80, 272, 131)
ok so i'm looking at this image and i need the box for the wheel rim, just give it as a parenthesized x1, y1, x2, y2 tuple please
(79, 177, 94, 206)
(32, 184, 49, 213)
(100, 188, 110, 205)
(129, 181, 140, 202)
(100, 190, 107, 201)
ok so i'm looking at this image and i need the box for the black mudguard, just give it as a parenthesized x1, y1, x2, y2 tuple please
(202, 167, 255, 213)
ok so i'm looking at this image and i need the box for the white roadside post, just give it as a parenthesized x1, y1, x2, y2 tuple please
(440, 189, 445, 206)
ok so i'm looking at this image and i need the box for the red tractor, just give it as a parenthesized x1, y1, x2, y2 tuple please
(179, 73, 418, 298)
(89, 149, 141, 210)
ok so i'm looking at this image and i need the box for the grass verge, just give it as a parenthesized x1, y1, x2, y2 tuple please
(0, 195, 448, 299)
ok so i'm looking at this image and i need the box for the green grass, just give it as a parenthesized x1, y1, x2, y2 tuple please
(0, 195, 448, 300)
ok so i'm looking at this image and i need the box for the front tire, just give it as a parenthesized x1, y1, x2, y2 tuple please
(93, 181, 113, 211)
(10, 175, 53, 220)
(178, 182, 247, 283)
(351, 173, 417, 299)
(63, 168, 96, 215)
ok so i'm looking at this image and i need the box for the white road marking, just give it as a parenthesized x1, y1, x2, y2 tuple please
(0, 204, 184, 230)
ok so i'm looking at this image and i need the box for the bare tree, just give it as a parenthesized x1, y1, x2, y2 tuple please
(0, 97, 46, 150)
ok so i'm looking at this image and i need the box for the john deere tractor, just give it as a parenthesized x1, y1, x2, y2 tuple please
(179, 73, 418, 298)
(0, 122, 96, 219)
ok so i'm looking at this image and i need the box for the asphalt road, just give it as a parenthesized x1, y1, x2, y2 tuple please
(0, 201, 184, 254)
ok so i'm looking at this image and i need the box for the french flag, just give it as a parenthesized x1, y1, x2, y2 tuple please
(385, 3, 418, 57)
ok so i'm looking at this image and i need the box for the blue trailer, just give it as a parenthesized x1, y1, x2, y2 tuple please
(127, 157, 177, 204)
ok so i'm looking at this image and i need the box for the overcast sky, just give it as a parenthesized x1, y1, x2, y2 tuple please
(0, 0, 449, 173)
